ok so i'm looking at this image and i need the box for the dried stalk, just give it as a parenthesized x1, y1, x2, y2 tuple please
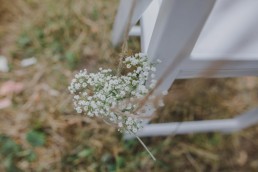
(116, 0, 136, 76)
(114, 0, 157, 161)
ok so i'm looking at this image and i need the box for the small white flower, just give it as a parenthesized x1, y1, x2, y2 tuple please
(76, 107, 82, 113)
(120, 91, 126, 96)
(132, 80, 138, 86)
(91, 101, 97, 108)
(88, 112, 94, 117)
(151, 67, 156, 72)
(162, 90, 168, 95)
(125, 86, 130, 91)
(143, 71, 148, 76)
(138, 53, 146, 57)
(82, 83, 87, 88)
(74, 95, 80, 100)
(75, 83, 81, 89)
(100, 95, 106, 101)
(118, 122, 123, 127)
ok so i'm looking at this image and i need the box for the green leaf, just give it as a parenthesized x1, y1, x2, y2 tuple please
(51, 41, 63, 54)
(116, 156, 125, 169)
(17, 34, 31, 48)
(0, 139, 20, 157)
(4, 156, 23, 172)
(91, 7, 99, 21)
(26, 130, 46, 147)
(101, 153, 112, 163)
(77, 149, 93, 158)
(107, 164, 116, 172)
(26, 150, 37, 162)
(0, 134, 8, 142)
(65, 51, 77, 68)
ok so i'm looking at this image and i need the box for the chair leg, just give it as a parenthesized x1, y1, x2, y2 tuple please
(147, 0, 216, 95)
(140, 0, 161, 53)
(112, 0, 152, 46)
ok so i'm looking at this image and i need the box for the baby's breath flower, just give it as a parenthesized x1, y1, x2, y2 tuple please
(68, 54, 163, 134)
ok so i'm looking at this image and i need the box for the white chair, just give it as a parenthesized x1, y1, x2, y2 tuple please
(112, 0, 258, 138)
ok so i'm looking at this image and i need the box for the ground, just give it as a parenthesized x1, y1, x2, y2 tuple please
(0, 0, 258, 171)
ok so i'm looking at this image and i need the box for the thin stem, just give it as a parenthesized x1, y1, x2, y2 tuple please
(121, 0, 136, 54)
(116, 0, 136, 76)
(136, 136, 156, 161)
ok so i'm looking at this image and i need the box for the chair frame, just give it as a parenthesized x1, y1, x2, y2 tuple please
(112, 0, 258, 138)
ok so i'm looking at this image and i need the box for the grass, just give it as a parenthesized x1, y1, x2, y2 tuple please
(0, 0, 258, 171)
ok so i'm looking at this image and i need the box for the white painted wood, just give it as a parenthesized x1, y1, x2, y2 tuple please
(147, 0, 216, 94)
(125, 108, 258, 138)
(140, 0, 258, 61)
(129, 26, 141, 36)
(178, 60, 258, 78)
(126, 119, 238, 138)
(112, 0, 152, 46)
(139, 0, 258, 79)
(192, 0, 258, 61)
(178, 68, 258, 79)
(140, 0, 162, 53)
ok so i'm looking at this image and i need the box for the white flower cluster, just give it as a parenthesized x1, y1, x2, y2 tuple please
(68, 53, 161, 134)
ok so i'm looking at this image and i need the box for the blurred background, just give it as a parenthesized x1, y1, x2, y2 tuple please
(0, 0, 258, 171)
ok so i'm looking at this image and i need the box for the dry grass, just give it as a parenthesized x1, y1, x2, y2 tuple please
(0, 0, 258, 171)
